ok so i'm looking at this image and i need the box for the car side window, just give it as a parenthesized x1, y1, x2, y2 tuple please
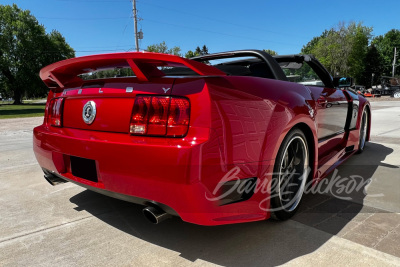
(279, 61, 326, 87)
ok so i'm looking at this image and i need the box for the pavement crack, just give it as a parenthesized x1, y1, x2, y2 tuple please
(372, 221, 400, 249)
(341, 212, 376, 238)
(0, 215, 95, 244)
(373, 229, 393, 249)
(377, 127, 400, 136)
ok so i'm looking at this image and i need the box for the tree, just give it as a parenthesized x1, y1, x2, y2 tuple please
(303, 22, 372, 83)
(372, 29, 400, 76)
(301, 30, 329, 55)
(347, 22, 372, 82)
(201, 45, 209, 55)
(185, 45, 209, 58)
(359, 44, 384, 87)
(46, 30, 76, 64)
(0, 4, 75, 104)
(147, 41, 168, 54)
(263, 49, 278, 56)
(146, 41, 182, 56)
(185, 50, 198, 58)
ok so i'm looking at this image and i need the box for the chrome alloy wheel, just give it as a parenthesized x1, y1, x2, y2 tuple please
(359, 110, 368, 151)
(393, 90, 400, 99)
(277, 136, 309, 212)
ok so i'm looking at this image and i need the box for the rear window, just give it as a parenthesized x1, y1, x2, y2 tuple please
(195, 56, 275, 79)
(78, 61, 200, 80)
(278, 61, 325, 87)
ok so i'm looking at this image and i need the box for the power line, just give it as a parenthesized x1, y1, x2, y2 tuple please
(140, 2, 308, 40)
(44, 1, 306, 40)
(145, 19, 302, 47)
(37, 16, 129, 20)
(55, 0, 127, 2)
(115, 13, 134, 51)
(40, 0, 302, 52)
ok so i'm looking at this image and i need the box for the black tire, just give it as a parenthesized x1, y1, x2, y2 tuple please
(357, 109, 368, 154)
(270, 128, 309, 221)
(393, 90, 400, 99)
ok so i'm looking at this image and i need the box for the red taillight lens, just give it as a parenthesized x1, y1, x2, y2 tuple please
(130, 95, 190, 137)
(167, 97, 190, 137)
(47, 98, 64, 127)
(147, 96, 170, 135)
(129, 96, 151, 134)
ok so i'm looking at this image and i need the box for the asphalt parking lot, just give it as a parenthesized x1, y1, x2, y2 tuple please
(0, 101, 399, 266)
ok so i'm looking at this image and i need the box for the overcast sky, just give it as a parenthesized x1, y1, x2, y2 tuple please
(4, 0, 399, 57)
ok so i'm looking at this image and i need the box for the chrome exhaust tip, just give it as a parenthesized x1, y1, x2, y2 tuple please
(143, 206, 171, 224)
(43, 170, 68, 186)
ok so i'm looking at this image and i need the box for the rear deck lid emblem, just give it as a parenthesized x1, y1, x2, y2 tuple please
(82, 101, 96, 125)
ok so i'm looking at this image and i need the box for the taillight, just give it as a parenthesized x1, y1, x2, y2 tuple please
(130, 96, 151, 134)
(147, 96, 170, 135)
(167, 97, 190, 136)
(130, 95, 190, 137)
(47, 98, 64, 127)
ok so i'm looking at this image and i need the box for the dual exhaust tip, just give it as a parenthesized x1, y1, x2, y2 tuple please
(142, 206, 171, 224)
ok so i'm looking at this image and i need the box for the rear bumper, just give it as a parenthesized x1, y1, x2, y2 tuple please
(33, 125, 270, 225)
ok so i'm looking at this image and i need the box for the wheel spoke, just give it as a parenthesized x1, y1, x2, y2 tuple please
(277, 135, 308, 212)
(294, 141, 302, 166)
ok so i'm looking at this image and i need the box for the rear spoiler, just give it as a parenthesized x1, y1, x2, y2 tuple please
(40, 52, 227, 89)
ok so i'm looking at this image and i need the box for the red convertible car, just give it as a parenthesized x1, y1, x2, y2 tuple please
(33, 50, 371, 225)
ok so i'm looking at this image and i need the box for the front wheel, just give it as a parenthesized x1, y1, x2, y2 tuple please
(270, 128, 309, 221)
(357, 109, 368, 154)
(393, 90, 400, 98)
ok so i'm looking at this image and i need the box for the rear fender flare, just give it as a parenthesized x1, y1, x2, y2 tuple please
(257, 93, 318, 185)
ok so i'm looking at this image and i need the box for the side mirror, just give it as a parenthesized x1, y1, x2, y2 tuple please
(333, 77, 354, 88)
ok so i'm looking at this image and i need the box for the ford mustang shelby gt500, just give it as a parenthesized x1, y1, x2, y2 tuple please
(33, 50, 370, 225)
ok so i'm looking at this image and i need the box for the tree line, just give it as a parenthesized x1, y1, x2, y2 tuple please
(146, 41, 209, 58)
(301, 22, 400, 87)
(0, 4, 74, 104)
(148, 23, 400, 87)
(1, 3, 399, 104)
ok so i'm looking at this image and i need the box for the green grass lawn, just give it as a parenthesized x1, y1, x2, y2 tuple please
(0, 103, 46, 119)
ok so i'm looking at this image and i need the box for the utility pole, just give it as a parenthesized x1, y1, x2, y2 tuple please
(393, 47, 397, 77)
(132, 0, 139, 52)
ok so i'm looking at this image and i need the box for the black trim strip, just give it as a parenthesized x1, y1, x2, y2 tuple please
(318, 130, 345, 143)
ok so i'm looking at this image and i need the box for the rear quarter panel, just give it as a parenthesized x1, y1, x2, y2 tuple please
(172, 76, 318, 208)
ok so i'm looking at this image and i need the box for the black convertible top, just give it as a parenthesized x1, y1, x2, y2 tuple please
(192, 50, 335, 88)
(191, 50, 288, 81)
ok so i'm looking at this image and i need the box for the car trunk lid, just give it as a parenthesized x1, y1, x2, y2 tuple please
(61, 77, 175, 133)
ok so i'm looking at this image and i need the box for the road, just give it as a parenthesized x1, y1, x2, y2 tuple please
(0, 101, 399, 266)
